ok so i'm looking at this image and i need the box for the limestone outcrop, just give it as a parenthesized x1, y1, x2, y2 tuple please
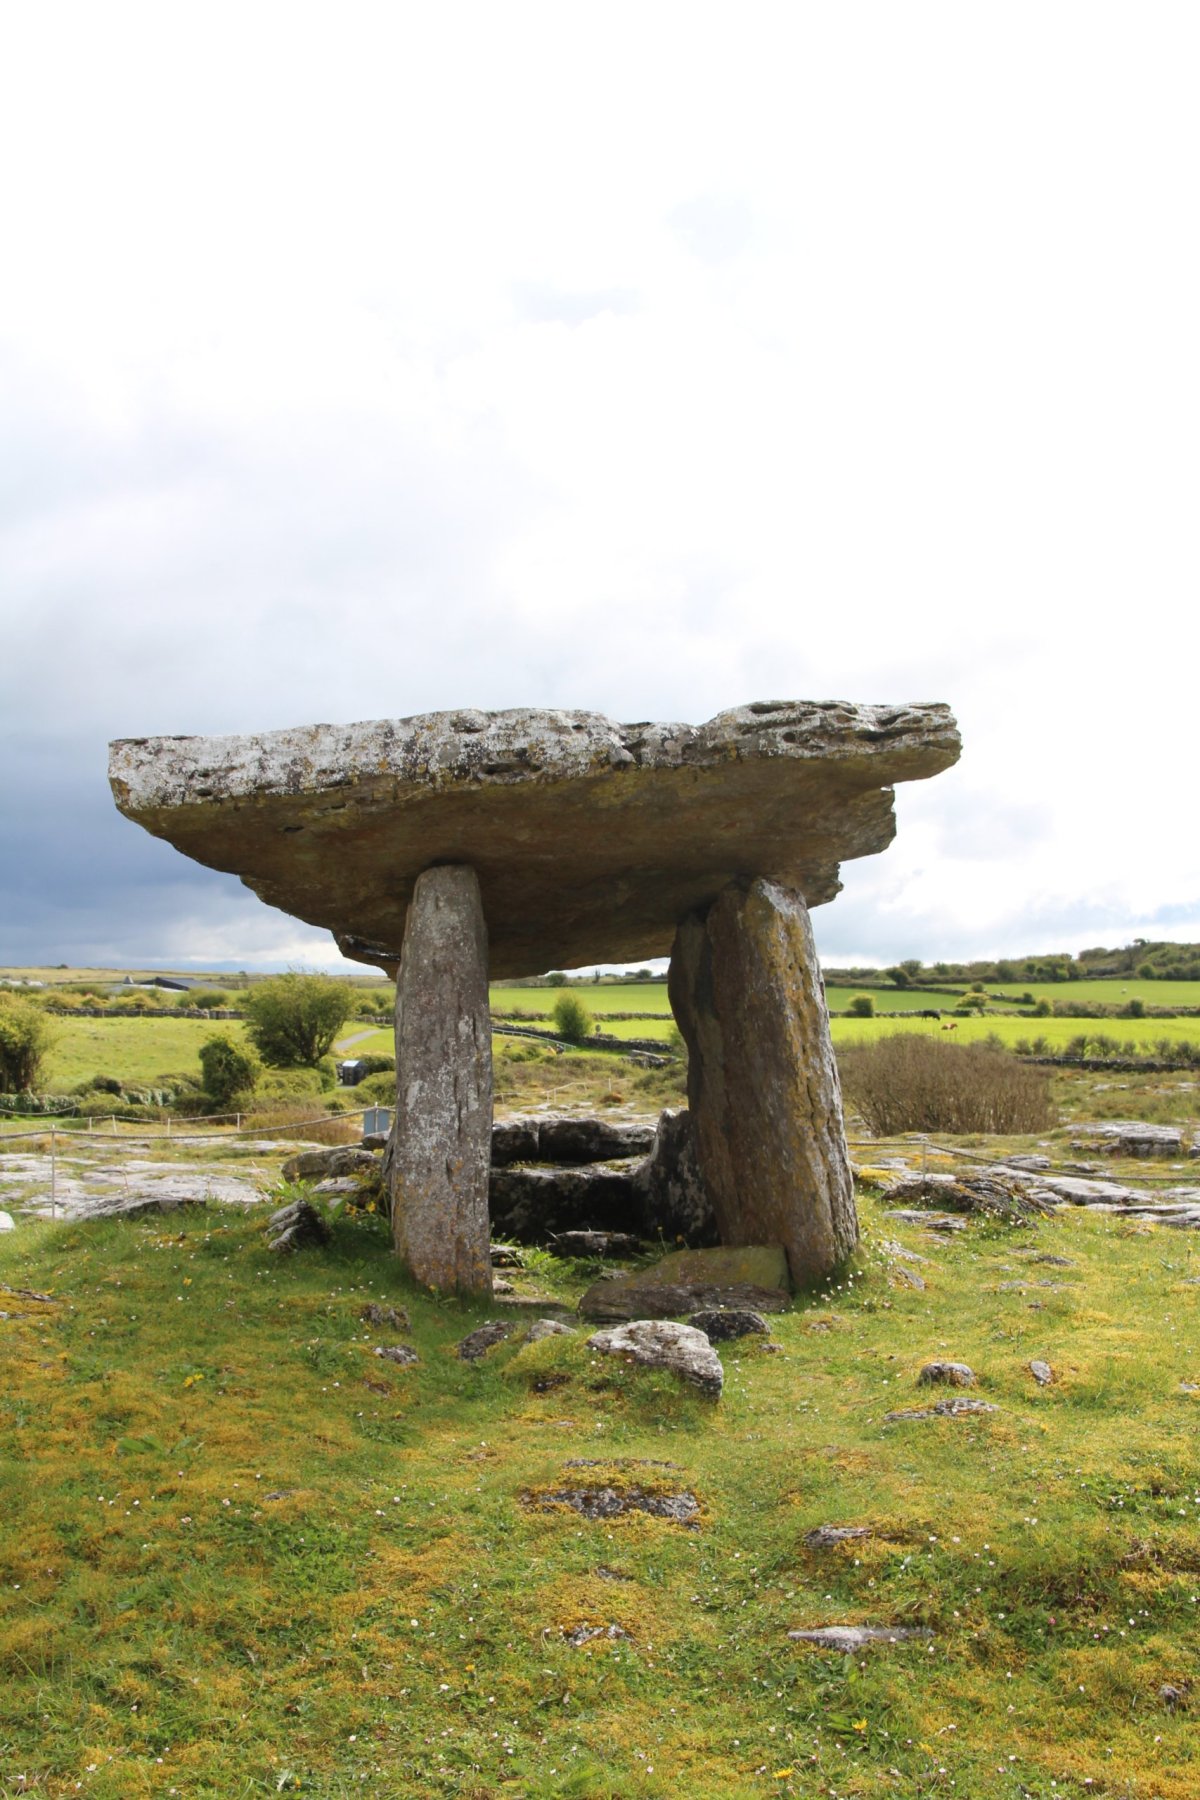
(109, 701, 960, 977)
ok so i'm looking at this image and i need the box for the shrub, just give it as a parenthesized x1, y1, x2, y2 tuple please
(545, 972, 568, 988)
(243, 973, 355, 1067)
(837, 1034, 1054, 1136)
(551, 993, 592, 1043)
(356, 1071, 397, 1104)
(183, 988, 233, 1011)
(847, 995, 875, 1019)
(198, 1034, 261, 1106)
(0, 996, 56, 1092)
(1032, 999, 1052, 1017)
(352, 1053, 395, 1077)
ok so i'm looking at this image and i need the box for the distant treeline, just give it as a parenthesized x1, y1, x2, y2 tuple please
(823, 940, 1200, 987)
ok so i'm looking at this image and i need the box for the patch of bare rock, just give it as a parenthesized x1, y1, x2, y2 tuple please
(787, 1625, 933, 1651)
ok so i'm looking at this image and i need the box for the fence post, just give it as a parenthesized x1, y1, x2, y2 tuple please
(51, 1123, 57, 1216)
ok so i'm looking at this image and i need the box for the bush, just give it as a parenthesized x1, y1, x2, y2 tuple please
(0, 996, 56, 1092)
(847, 995, 875, 1019)
(198, 1034, 261, 1106)
(838, 1034, 1055, 1136)
(243, 973, 355, 1068)
(551, 993, 592, 1043)
(356, 1071, 397, 1104)
(353, 1054, 395, 1078)
(183, 988, 233, 1011)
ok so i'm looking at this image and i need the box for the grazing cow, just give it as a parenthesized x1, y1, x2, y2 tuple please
(919, 1009, 941, 1020)
(940, 1021, 958, 1032)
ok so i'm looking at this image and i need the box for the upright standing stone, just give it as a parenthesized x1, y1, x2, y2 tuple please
(668, 877, 856, 1286)
(390, 865, 493, 1295)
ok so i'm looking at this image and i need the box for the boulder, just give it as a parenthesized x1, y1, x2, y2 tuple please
(526, 1318, 577, 1342)
(917, 1361, 976, 1387)
(281, 1146, 380, 1182)
(686, 1309, 770, 1343)
(587, 1319, 724, 1397)
(389, 865, 493, 1296)
(108, 701, 960, 977)
(456, 1321, 513, 1362)
(579, 1245, 791, 1323)
(266, 1198, 331, 1253)
(669, 878, 857, 1285)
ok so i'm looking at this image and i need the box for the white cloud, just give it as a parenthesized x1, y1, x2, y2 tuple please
(2, 2, 1198, 969)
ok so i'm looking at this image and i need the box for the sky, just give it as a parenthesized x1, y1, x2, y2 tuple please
(2, 2, 1198, 976)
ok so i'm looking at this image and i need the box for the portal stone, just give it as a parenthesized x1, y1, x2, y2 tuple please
(390, 865, 493, 1295)
(668, 877, 857, 1286)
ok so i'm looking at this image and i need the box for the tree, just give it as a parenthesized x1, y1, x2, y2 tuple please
(848, 994, 875, 1018)
(545, 971, 568, 988)
(198, 1034, 261, 1105)
(885, 966, 911, 989)
(243, 973, 355, 1067)
(0, 996, 56, 1092)
(552, 992, 592, 1043)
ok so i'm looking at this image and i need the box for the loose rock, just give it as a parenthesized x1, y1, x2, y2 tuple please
(1029, 1359, 1054, 1386)
(587, 1319, 724, 1397)
(686, 1308, 770, 1343)
(361, 1302, 411, 1330)
(456, 1321, 513, 1362)
(373, 1344, 418, 1367)
(281, 1146, 380, 1182)
(266, 1198, 331, 1253)
(804, 1525, 873, 1549)
(526, 1318, 576, 1343)
(917, 1361, 975, 1387)
(562, 1622, 630, 1646)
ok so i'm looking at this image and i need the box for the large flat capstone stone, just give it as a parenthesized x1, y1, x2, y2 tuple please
(108, 702, 960, 976)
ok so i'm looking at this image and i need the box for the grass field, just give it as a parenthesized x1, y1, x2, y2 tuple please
(490, 983, 674, 1016)
(828, 1014, 1200, 1053)
(40, 1018, 253, 1091)
(23, 1010, 1200, 1108)
(2, 1183, 1200, 1798)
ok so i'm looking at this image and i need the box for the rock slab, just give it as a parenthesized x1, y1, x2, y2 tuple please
(108, 701, 961, 976)
(669, 878, 857, 1285)
(389, 865, 493, 1295)
(579, 1244, 791, 1323)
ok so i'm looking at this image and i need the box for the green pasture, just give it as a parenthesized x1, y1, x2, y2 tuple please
(490, 981, 673, 1016)
(969, 977, 1200, 1011)
(3, 1188, 1200, 1798)
(40, 1017, 252, 1091)
(822, 984, 966, 1013)
(829, 1013, 1200, 1053)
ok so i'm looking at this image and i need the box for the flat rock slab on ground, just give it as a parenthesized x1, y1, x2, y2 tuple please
(17, 1160, 266, 1221)
(885, 1397, 1000, 1422)
(579, 1245, 791, 1323)
(109, 701, 960, 975)
(788, 1625, 933, 1650)
(804, 1525, 873, 1549)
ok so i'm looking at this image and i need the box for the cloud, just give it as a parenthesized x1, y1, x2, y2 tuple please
(2, 4, 1198, 972)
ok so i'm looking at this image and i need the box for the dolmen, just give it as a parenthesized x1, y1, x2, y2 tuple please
(110, 700, 960, 1296)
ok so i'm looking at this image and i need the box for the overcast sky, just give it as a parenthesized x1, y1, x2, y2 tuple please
(2, 3, 1198, 976)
